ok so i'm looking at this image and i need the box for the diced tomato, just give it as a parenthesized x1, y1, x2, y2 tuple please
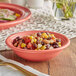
(27, 43, 33, 49)
(22, 36, 31, 44)
(25, 39, 31, 44)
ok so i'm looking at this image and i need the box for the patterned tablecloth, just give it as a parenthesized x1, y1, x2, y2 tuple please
(0, 1, 76, 50)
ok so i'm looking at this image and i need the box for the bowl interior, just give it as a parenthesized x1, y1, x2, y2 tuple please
(6, 31, 70, 52)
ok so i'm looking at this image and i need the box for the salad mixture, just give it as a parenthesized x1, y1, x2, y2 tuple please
(0, 9, 20, 23)
(13, 32, 61, 50)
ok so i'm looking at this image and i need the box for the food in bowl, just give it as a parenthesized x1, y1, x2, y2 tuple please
(0, 9, 20, 23)
(6, 31, 70, 61)
(13, 32, 61, 50)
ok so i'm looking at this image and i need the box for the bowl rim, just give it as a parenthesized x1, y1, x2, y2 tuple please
(6, 31, 70, 53)
(0, 3, 31, 26)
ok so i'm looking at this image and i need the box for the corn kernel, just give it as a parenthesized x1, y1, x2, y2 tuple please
(48, 34, 52, 38)
(42, 33, 48, 38)
(40, 38, 43, 41)
(59, 45, 61, 47)
(21, 43, 26, 48)
(38, 37, 43, 41)
(30, 36, 34, 40)
(15, 13, 20, 17)
(31, 39, 34, 43)
(58, 42, 61, 47)
(58, 42, 61, 45)
(34, 39, 37, 43)
(51, 34, 54, 37)
(40, 45, 46, 50)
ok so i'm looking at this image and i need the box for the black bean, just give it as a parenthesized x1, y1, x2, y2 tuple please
(46, 32, 49, 35)
(30, 47, 33, 50)
(41, 41, 45, 45)
(37, 32, 41, 37)
(50, 43, 52, 46)
(53, 45, 59, 48)
(33, 43, 37, 49)
(12, 39, 16, 44)
(16, 36, 20, 39)
(46, 44, 50, 49)
(52, 42, 58, 45)
(36, 40, 41, 44)
(16, 36, 21, 41)
(43, 38, 46, 40)
(47, 37, 51, 40)
(56, 39, 61, 42)
(23, 47, 27, 49)
(22, 39, 25, 43)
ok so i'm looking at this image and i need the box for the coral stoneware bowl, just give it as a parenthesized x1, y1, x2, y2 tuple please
(6, 31, 70, 61)
(0, 3, 31, 30)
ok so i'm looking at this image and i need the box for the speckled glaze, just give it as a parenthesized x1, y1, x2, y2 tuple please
(0, 3, 31, 30)
(6, 31, 70, 61)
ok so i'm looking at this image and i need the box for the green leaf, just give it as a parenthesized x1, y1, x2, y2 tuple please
(3, 15, 16, 21)
(56, 3, 63, 8)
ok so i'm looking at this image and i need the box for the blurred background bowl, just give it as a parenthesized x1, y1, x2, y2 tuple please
(0, 3, 31, 30)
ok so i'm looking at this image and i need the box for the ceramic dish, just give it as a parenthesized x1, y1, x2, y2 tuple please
(0, 3, 31, 30)
(6, 31, 70, 61)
